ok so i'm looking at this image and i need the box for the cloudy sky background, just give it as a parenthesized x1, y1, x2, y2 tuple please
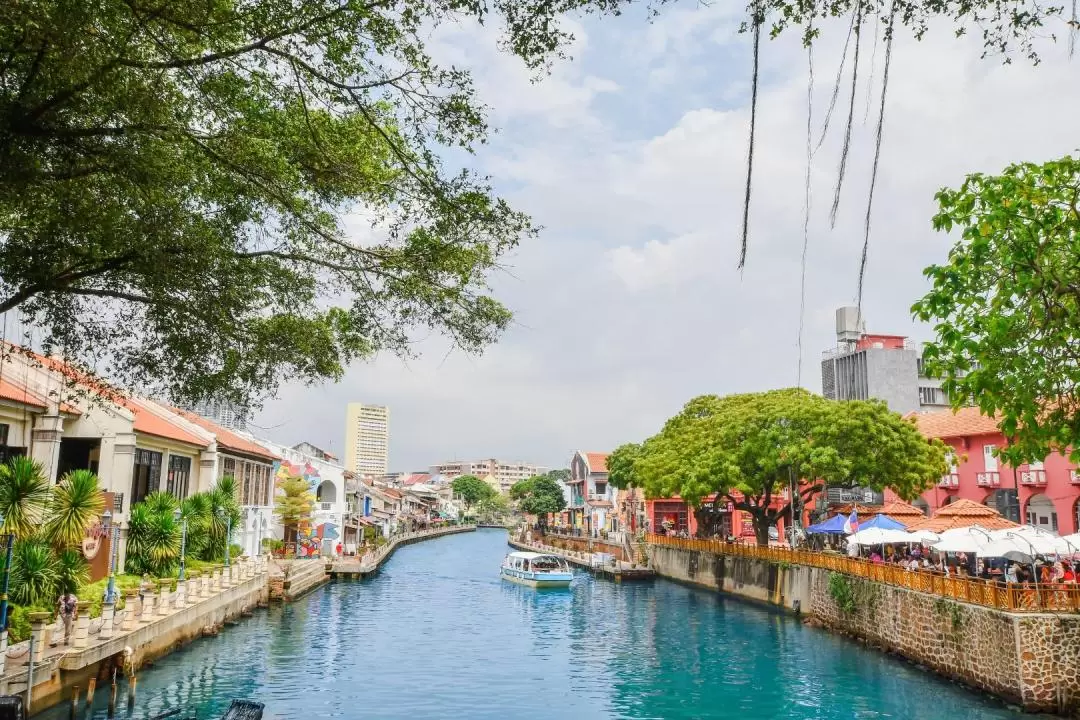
(251, 3, 1080, 472)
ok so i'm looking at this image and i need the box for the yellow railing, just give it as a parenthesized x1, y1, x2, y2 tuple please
(646, 533, 1080, 613)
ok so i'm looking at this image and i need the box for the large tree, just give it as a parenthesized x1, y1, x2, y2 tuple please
(0, 0, 661, 407)
(913, 156, 1080, 466)
(451, 475, 495, 509)
(509, 472, 566, 528)
(624, 389, 948, 545)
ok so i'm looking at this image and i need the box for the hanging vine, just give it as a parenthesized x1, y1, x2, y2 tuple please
(829, 2, 864, 228)
(739, 2, 765, 270)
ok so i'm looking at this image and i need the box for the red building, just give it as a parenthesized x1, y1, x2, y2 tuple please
(912, 406, 1080, 534)
(647, 492, 795, 541)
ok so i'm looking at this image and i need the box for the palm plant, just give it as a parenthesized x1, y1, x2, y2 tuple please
(203, 477, 241, 561)
(0, 457, 52, 539)
(125, 501, 181, 577)
(45, 470, 105, 547)
(180, 492, 212, 559)
(55, 548, 89, 596)
(10, 538, 59, 606)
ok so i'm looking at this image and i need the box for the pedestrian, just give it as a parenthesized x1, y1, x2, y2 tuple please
(335, 542, 343, 557)
(58, 592, 78, 646)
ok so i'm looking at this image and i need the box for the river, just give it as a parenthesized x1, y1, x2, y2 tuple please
(36, 528, 1026, 719)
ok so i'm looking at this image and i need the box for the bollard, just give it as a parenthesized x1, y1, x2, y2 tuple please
(127, 676, 136, 710)
(222, 565, 232, 589)
(174, 581, 186, 610)
(73, 601, 91, 648)
(69, 687, 78, 720)
(140, 586, 155, 622)
(100, 601, 115, 640)
(186, 575, 199, 607)
(212, 567, 222, 593)
(200, 570, 210, 598)
(157, 579, 171, 616)
(122, 590, 140, 631)
(29, 611, 49, 663)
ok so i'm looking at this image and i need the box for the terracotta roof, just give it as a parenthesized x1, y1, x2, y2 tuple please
(584, 452, 609, 473)
(170, 408, 278, 461)
(402, 473, 431, 486)
(905, 498, 1018, 532)
(908, 406, 1002, 440)
(125, 397, 210, 448)
(879, 500, 929, 520)
(0, 378, 46, 409)
(381, 488, 403, 499)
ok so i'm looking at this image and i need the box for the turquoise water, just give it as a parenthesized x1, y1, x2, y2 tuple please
(36, 528, 1026, 719)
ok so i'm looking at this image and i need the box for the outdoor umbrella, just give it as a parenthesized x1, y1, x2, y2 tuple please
(977, 537, 1039, 564)
(860, 514, 907, 531)
(931, 525, 993, 554)
(806, 514, 848, 535)
(990, 525, 1075, 555)
(847, 528, 912, 546)
(907, 529, 941, 545)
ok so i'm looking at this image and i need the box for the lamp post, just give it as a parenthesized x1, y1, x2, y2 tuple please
(174, 508, 187, 581)
(0, 511, 13, 632)
(221, 509, 232, 567)
(102, 510, 119, 604)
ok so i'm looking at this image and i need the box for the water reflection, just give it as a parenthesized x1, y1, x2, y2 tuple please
(35, 529, 1025, 719)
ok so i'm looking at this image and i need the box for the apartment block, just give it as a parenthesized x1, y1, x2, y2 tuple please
(429, 459, 547, 493)
(344, 403, 390, 476)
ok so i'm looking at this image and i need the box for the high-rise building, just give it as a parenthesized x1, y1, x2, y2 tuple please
(429, 459, 547, 493)
(344, 403, 390, 476)
(820, 306, 949, 415)
(185, 399, 248, 431)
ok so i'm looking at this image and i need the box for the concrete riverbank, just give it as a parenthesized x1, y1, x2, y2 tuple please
(649, 538, 1080, 714)
(3, 556, 267, 716)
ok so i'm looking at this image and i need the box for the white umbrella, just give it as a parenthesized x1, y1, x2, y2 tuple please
(1062, 533, 1080, 552)
(907, 530, 941, 545)
(990, 525, 1072, 556)
(977, 536, 1037, 563)
(931, 525, 993, 554)
(847, 527, 913, 546)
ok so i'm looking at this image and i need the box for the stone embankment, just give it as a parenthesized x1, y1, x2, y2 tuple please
(649, 539, 1080, 714)
(0, 555, 267, 716)
(330, 524, 476, 578)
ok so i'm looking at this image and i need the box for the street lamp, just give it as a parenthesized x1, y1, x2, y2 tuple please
(102, 510, 119, 604)
(0, 511, 13, 632)
(173, 507, 187, 581)
(220, 509, 232, 567)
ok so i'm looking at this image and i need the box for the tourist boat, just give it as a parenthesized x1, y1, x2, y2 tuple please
(500, 551, 573, 588)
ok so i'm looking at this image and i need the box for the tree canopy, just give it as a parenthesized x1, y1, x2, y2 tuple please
(0, 0, 664, 408)
(509, 472, 567, 519)
(913, 156, 1080, 465)
(451, 475, 495, 508)
(622, 389, 948, 545)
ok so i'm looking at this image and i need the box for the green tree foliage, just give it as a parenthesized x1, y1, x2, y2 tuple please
(475, 493, 510, 523)
(509, 473, 567, 524)
(0, 0, 673, 408)
(0, 457, 51, 539)
(125, 493, 182, 577)
(45, 469, 105, 547)
(626, 389, 948, 545)
(10, 538, 60, 606)
(274, 475, 315, 536)
(913, 156, 1080, 465)
(451, 475, 495, 508)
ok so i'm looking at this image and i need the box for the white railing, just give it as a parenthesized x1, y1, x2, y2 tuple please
(976, 471, 1000, 487)
(938, 474, 960, 488)
(1020, 470, 1047, 485)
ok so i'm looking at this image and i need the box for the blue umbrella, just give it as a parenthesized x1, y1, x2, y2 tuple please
(806, 514, 848, 535)
(860, 514, 907, 531)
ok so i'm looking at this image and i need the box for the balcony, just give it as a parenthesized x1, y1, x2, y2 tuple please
(1020, 470, 1047, 486)
(938, 474, 959, 488)
(976, 472, 1000, 487)
(1072, 470, 1080, 485)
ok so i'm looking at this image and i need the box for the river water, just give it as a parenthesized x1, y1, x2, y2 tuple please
(36, 528, 1026, 719)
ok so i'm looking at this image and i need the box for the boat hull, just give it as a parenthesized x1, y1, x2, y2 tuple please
(500, 569, 573, 588)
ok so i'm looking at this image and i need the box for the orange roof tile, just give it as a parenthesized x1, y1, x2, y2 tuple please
(171, 408, 278, 462)
(585, 452, 609, 473)
(908, 406, 1002, 440)
(879, 500, 929, 520)
(905, 498, 1018, 532)
(125, 398, 209, 448)
(0, 378, 46, 409)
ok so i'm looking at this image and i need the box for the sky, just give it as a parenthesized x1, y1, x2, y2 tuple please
(250, 3, 1080, 472)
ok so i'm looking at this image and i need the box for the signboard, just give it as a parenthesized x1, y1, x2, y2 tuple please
(81, 521, 107, 560)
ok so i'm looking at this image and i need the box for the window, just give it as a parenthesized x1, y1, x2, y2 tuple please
(983, 444, 998, 472)
(243, 461, 255, 505)
(132, 449, 162, 505)
(219, 457, 236, 480)
(166, 455, 191, 499)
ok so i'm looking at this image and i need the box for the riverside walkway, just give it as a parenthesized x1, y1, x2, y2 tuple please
(648, 533, 1080, 612)
(508, 535, 655, 582)
(0, 555, 267, 713)
(329, 524, 477, 577)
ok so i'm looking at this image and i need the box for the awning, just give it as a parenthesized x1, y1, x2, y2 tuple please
(358, 517, 375, 526)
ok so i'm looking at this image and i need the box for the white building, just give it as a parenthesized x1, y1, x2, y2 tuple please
(344, 403, 390, 475)
(428, 458, 547, 494)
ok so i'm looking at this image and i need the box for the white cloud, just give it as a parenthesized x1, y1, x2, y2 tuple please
(253, 8, 1080, 471)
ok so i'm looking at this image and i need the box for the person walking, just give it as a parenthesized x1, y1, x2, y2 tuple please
(58, 592, 78, 646)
